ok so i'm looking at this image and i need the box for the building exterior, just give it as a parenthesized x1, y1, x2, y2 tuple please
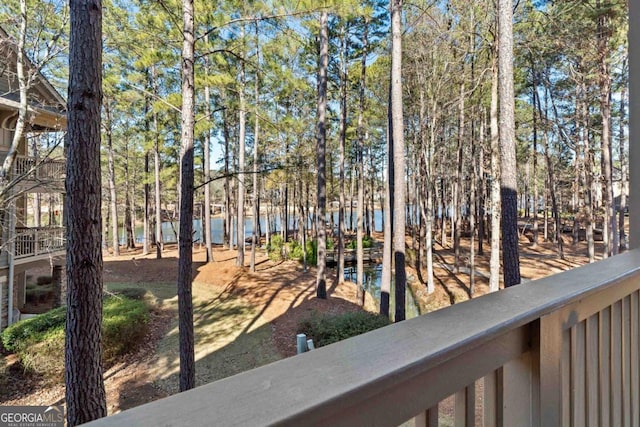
(0, 27, 66, 330)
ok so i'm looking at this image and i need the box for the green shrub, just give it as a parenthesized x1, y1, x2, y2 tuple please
(299, 311, 390, 348)
(1, 306, 66, 352)
(0, 297, 149, 381)
(112, 287, 147, 300)
(346, 235, 374, 250)
(326, 237, 335, 251)
(267, 235, 285, 261)
(287, 240, 304, 260)
(288, 239, 317, 265)
(102, 297, 150, 361)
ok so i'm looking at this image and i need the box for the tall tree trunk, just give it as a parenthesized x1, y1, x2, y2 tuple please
(579, 79, 595, 262)
(531, 63, 539, 247)
(489, 58, 501, 293)
(369, 144, 375, 236)
(619, 74, 628, 251)
(152, 65, 163, 259)
(177, 0, 195, 391)
(203, 39, 213, 263)
(315, 11, 328, 299)
(222, 97, 232, 249)
(470, 113, 478, 296)
(356, 19, 368, 305)
(498, 0, 521, 287)
(478, 113, 485, 256)
(250, 23, 260, 273)
(143, 151, 150, 255)
(454, 82, 465, 274)
(597, 0, 616, 257)
(125, 188, 135, 248)
(381, 90, 393, 319)
(391, 0, 406, 322)
(105, 102, 119, 256)
(124, 148, 135, 249)
(337, 24, 348, 285)
(236, 25, 247, 266)
(65, 0, 107, 422)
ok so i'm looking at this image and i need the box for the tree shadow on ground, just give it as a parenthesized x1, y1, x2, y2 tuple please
(115, 259, 369, 409)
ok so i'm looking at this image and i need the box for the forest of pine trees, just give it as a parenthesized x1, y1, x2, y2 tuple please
(1, 0, 629, 300)
(0, 0, 630, 422)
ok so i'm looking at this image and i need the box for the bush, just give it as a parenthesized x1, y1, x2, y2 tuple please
(1, 306, 66, 353)
(267, 235, 285, 261)
(111, 287, 147, 300)
(102, 297, 150, 361)
(0, 296, 149, 381)
(326, 237, 335, 251)
(346, 235, 374, 250)
(288, 239, 317, 265)
(299, 311, 390, 348)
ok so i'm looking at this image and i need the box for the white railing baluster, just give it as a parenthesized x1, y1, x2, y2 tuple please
(483, 370, 501, 427)
(586, 315, 600, 427)
(454, 385, 474, 427)
(623, 296, 632, 427)
(631, 292, 639, 426)
(414, 405, 438, 427)
(571, 321, 586, 426)
(612, 301, 623, 426)
(600, 307, 612, 427)
(538, 311, 566, 426)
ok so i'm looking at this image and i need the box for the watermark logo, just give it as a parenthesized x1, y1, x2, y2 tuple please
(0, 405, 64, 427)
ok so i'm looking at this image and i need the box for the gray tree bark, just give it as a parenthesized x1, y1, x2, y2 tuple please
(250, 24, 260, 273)
(104, 102, 119, 256)
(489, 54, 501, 293)
(315, 11, 328, 299)
(498, 0, 521, 287)
(64, 0, 107, 423)
(177, 0, 195, 391)
(203, 39, 213, 263)
(356, 19, 369, 305)
(236, 25, 247, 266)
(391, 0, 406, 321)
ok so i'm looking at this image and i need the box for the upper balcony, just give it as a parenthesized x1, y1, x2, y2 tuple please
(0, 226, 65, 269)
(11, 155, 65, 193)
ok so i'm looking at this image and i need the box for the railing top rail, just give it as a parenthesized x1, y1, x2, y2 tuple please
(85, 249, 640, 427)
(15, 226, 65, 231)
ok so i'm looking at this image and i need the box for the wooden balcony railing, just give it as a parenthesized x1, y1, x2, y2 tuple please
(84, 249, 640, 427)
(14, 227, 65, 259)
(12, 155, 65, 182)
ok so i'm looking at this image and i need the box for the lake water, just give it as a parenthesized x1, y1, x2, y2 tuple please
(344, 264, 421, 320)
(128, 210, 384, 246)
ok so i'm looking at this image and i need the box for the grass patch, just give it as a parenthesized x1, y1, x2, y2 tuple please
(299, 311, 391, 348)
(0, 296, 149, 383)
(106, 282, 176, 305)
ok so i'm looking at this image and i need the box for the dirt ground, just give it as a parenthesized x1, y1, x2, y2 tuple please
(0, 230, 607, 415)
(1, 244, 377, 412)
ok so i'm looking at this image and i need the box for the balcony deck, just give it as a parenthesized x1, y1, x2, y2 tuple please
(11, 155, 65, 193)
(1, 227, 65, 268)
(85, 249, 640, 427)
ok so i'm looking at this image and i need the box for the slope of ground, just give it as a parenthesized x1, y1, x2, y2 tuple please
(0, 233, 608, 415)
